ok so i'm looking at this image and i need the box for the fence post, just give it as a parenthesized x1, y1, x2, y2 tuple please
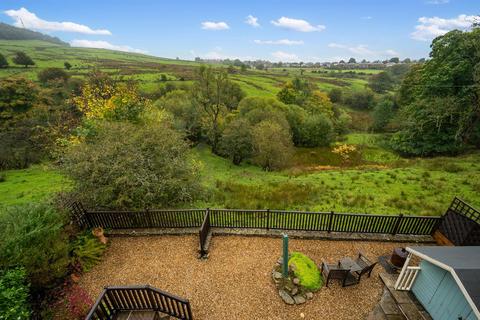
(392, 214, 404, 235)
(430, 215, 444, 236)
(327, 211, 334, 233)
(267, 209, 270, 230)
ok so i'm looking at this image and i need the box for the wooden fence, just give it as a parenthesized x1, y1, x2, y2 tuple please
(72, 204, 442, 258)
(85, 285, 193, 320)
(78, 206, 440, 236)
(438, 197, 480, 246)
(199, 209, 211, 256)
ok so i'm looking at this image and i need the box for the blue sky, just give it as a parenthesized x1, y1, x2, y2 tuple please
(1, 0, 478, 62)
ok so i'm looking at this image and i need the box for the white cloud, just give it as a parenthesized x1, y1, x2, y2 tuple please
(245, 15, 260, 27)
(361, 16, 373, 20)
(254, 39, 304, 46)
(271, 51, 299, 62)
(427, 0, 449, 4)
(4, 7, 111, 35)
(328, 43, 347, 49)
(328, 43, 399, 58)
(411, 14, 477, 41)
(199, 49, 256, 61)
(70, 40, 147, 54)
(201, 21, 229, 30)
(271, 17, 325, 32)
(385, 49, 399, 56)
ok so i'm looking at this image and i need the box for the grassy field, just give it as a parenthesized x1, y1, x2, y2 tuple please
(2, 134, 478, 215)
(0, 40, 370, 96)
(191, 133, 480, 215)
(0, 164, 70, 207)
(1, 40, 477, 216)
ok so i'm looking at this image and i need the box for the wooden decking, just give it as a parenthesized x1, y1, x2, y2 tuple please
(115, 311, 171, 320)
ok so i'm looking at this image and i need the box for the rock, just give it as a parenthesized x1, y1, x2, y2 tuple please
(277, 257, 283, 264)
(279, 289, 295, 305)
(300, 313, 305, 318)
(290, 263, 297, 272)
(292, 278, 300, 285)
(306, 292, 314, 300)
(293, 295, 306, 305)
(273, 271, 282, 280)
(291, 287, 298, 295)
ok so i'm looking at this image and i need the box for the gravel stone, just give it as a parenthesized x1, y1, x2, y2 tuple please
(294, 295, 306, 305)
(79, 235, 415, 320)
(279, 289, 295, 305)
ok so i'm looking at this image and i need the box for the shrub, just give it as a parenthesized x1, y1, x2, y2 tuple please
(155, 89, 201, 142)
(0, 267, 31, 320)
(38, 67, 70, 85)
(63, 121, 203, 209)
(328, 88, 343, 103)
(252, 120, 293, 171)
(0, 53, 8, 68)
(219, 118, 254, 165)
(0, 203, 69, 289)
(372, 96, 395, 132)
(70, 233, 106, 272)
(297, 114, 335, 147)
(343, 89, 375, 110)
(288, 252, 322, 291)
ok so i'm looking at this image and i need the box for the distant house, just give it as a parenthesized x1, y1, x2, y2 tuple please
(395, 246, 480, 320)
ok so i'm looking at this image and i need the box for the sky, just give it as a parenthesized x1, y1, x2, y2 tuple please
(0, 0, 478, 62)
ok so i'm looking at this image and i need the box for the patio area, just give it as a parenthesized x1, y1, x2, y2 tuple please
(80, 235, 415, 320)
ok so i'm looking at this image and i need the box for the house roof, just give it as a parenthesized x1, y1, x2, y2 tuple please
(408, 246, 480, 318)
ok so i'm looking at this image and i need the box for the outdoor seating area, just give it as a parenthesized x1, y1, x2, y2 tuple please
(321, 252, 377, 287)
(80, 235, 415, 320)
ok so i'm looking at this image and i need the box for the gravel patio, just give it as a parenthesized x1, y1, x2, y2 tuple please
(80, 235, 413, 320)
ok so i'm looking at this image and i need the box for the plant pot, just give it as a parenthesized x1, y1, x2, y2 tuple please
(92, 227, 108, 244)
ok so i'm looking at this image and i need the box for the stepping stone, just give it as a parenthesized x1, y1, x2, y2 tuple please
(279, 289, 295, 305)
(293, 295, 306, 305)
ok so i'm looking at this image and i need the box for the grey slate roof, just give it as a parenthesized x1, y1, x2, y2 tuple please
(409, 246, 480, 312)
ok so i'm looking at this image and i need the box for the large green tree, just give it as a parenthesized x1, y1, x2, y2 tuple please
(392, 27, 480, 155)
(191, 66, 244, 153)
(12, 51, 34, 68)
(63, 121, 203, 209)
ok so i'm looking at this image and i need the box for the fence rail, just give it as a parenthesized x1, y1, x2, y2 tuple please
(438, 197, 480, 245)
(85, 285, 193, 320)
(199, 209, 211, 257)
(79, 206, 441, 236)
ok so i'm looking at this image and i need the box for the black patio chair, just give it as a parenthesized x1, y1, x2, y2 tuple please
(353, 252, 378, 281)
(320, 259, 358, 287)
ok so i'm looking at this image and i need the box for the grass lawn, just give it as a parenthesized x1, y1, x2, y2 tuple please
(0, 164, 70, 207)
(2, 134, 478, 216)
(193, 135, 480, 215)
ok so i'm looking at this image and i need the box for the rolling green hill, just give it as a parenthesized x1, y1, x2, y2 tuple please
(0, 39, 370, 96)
(0, 22, 67, 45)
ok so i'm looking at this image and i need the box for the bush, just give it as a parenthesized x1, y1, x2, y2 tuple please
(155, 89, 201, 142)
(328, 88, 343, 103)
(219, 118, 254, 165)
(63, 121, 203, 209)
(70, 233, 106, 272)
(0, 203, 69, 289)
(297, 114, 335, 147)
(0, 53, 8, 68)
(288, 252, 322, 291)
(343, 89, 375, 110)
(252, 120, 293, 171)
(38, 67, 70, 85)
(372, 96, 395, 132)
(0, 267, 31, 320)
